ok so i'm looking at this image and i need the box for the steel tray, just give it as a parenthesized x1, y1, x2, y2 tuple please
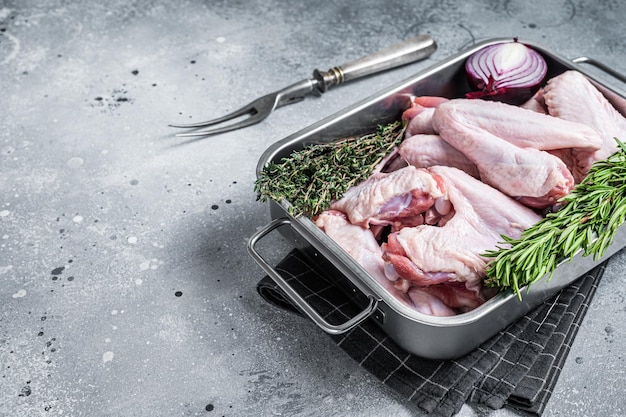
(247, 38, 626, 359)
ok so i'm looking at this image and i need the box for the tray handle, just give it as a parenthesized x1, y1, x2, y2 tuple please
(572, 56, 626, 85)
(247, 218, 378, 335)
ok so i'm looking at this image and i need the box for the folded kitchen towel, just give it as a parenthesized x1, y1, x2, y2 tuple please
(256, 249, 607, 416)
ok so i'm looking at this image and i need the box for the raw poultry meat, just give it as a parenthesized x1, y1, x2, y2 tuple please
(394, 134, 480, 178)
(431, 99, 604, 206)
(543, 70, 626, 161)
(315, 199, 459, 316)
(314, 210, 388, 285)
(432, 98, 602, 151)
(402, 96, 449, 136)
(314, 210, 450, 314)
(313, 70, 623, 316)
(402, 96, 449, 121)
(382, 166, 542, 301)
(591, 78, 626, 120)
(406, 107, 437, 135)
(433, 98, 603, 184)
(521, 88, 547, 113)
(329, 165, 445, 231)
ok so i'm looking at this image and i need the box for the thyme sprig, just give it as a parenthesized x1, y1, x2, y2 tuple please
(255, 121, 406, 217)
(484, 138, 626, 298)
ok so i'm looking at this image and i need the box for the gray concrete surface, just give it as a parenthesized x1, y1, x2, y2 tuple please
(1, 1, 625, 416)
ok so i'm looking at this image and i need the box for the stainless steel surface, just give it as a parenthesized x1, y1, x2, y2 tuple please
(169, 35, 436, 137)
(252, 38, 626, 360)
(247, 218, 378, 335)
(572, 57, 626, 85)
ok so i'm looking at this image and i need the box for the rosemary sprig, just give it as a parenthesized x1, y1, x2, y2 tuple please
(484, 138, 626, 298)
(254, 121, 406, 217)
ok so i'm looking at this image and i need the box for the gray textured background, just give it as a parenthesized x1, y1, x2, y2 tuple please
(1, 1, 625, 416)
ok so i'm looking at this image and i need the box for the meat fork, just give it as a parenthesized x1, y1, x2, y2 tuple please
(169, 34, 437, 138)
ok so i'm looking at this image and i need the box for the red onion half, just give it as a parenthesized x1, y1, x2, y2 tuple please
(465, 40, 547, 105)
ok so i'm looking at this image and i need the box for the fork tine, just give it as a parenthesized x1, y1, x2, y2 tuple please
(168, 100, 258, 129)
(173, 111, 267, 137)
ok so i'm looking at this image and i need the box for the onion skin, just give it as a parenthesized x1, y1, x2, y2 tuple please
(465, 40, 548, 105)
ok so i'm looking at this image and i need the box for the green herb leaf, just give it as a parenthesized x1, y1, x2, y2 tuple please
(254, 121, 406, 217)
(484, 138, 626, 298)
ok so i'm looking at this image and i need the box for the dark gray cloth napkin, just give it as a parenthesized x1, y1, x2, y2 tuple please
(256, 249, 606, 416)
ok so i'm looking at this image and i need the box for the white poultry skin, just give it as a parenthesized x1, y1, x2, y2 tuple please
(382, 166, 542, 302)
(329, 165, 445, 231)
(543, 70, 626, 162)
(396, 134, 480, 179)
(432, 98, 603, 208)
(314, 210, 456, 316)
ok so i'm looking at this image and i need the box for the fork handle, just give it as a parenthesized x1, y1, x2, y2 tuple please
(312, 34, 437, 93)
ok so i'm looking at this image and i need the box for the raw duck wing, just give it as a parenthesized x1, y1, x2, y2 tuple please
(433, 98, 602, 182)
(433, 98, 602, 151)
(314, 210, 387, 282)
(382, 166, 542, 295)
(592, 79, 626, 120)
(314, 210, 413, 309)
(543, 70, 626, 161)
(330, 165, 444, 229)
(398, 134, 480, 178)
(432, 101, 574, 208)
